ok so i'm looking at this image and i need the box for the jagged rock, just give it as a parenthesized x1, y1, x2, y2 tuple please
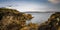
(38, 12, 60, 30)
(0, 8, 33, 30)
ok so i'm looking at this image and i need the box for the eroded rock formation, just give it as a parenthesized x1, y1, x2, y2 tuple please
(0, 8, 33, 30)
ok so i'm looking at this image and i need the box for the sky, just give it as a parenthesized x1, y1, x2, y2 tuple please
(0, 0, 60, 12)
(0, 0, 60, 24)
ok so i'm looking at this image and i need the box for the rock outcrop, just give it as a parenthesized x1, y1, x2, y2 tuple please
(38, 12, 60, 30)
(0, 8, 33, 30)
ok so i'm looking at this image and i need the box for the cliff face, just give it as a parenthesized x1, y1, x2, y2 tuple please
(0, 8, 60, 30)
(38, 12, 60, 30)
(0, 8, 33, 30)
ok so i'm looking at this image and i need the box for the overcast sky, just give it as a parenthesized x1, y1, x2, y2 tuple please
(0, 0, 60, 12)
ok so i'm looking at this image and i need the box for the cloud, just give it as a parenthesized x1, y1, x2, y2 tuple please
(0, 0, 60, 12)
(48, 0, 60, 4)
(0, 1, 49, 12)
